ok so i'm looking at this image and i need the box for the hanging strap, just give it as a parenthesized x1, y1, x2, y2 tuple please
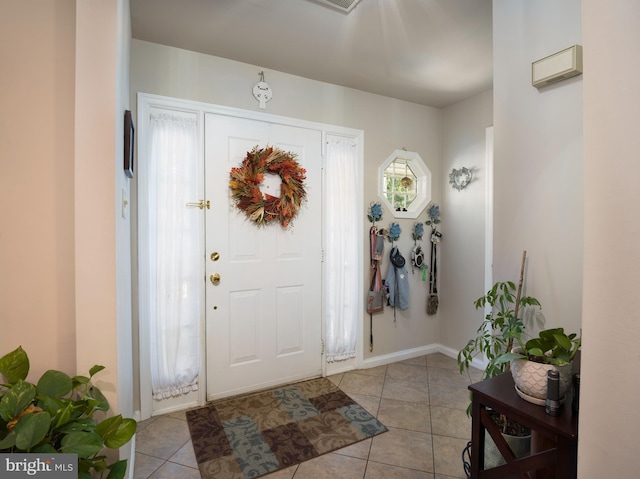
(430, 236, 438, 295)
(369, 226, 383, 351)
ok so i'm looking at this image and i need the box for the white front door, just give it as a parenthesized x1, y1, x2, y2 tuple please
(204, 113, 323, 400)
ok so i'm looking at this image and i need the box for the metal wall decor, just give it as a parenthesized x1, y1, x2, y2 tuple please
(449, 167, 473, 191)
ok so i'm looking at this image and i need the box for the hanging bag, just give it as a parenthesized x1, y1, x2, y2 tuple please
(367, 227, 384, 351)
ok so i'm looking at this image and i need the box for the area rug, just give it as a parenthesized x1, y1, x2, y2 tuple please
(186, 377, 387, 479)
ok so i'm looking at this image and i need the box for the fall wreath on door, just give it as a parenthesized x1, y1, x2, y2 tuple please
(229, 146, 307, 228)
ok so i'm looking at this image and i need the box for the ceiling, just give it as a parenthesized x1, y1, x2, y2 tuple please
(130, 0, 493, 109)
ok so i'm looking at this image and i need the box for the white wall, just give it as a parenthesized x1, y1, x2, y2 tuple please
(440, 90, 493, 353)
(493, 0, 583, 337)
(130, 40, 443, 361)
(580, 1, 640, 477)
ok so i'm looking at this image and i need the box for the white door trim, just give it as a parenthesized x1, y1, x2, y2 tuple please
(136, 93, 364, 419)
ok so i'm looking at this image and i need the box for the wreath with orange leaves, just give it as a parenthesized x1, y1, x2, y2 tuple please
(229, 146, 307, 228)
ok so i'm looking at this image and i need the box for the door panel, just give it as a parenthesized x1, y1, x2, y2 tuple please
(205, 114, 322, 400)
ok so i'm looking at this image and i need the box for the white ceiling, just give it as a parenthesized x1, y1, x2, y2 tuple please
(130, 0, 493, 109)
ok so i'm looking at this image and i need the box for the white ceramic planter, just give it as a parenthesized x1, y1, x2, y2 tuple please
(510, 348, 573, 403)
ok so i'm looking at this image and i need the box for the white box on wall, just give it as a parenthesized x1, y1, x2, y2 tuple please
(532, 45, 583, 88)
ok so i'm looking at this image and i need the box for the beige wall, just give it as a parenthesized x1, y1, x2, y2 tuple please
(580, 1, 640, 476)
(1, 0, 135, 471)
(130, 40, 444, 360)
(493, 0, 583, 337)
(0, 0, 77, 378)
(440, 90, 493, 353)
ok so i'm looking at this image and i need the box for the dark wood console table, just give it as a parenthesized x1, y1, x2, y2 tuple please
(468, 371, 578, 479)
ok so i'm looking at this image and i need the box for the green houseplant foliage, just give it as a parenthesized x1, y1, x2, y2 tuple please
(457, 281, 541, 382)
(0, 346, 136, 479)
(494, 327, 581, 367)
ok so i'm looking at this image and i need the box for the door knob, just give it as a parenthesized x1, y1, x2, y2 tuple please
(210, 273, 220, 285)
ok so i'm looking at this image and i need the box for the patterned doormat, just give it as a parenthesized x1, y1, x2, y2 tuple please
(186, 377, 387, 479)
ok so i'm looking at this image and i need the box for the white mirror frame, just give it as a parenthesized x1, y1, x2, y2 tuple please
(378, 149, 431, 219)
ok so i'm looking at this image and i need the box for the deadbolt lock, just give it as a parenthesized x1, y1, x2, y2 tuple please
(210, 273, 221, 285)
(210, 252, 220, 261)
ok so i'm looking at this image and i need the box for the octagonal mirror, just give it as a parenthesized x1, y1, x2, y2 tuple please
(378, 149, 431, 219)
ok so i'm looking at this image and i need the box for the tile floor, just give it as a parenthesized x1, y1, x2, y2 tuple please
(134, 353, 484, 479)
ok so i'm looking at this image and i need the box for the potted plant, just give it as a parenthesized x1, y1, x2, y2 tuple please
(0, 346, 136, 479)
(495, 327, 581, 403)
(458, 279, 539, 469)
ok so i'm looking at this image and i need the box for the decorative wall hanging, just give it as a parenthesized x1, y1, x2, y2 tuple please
(411, 222, 426, 276)
(449, 167, 473, 191)
(252, 71, 273, 109)
(367, 202, 383, 225)
(386, 222, 401, 243)
(229, 146, 306, 228)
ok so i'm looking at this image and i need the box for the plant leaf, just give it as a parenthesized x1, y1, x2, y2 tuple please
(60, 431, 104, 457)
(0, 430, 17, 450)
(37, 370, 73, 398)
(527, 347, 545, 357)
(14, 411, 51, 450)
(87, 386, 110, 412)
(552, 333, 572, 351)
(492, 352, 526, 365)
(96, 415, 137, 449)
(89, 365, 105, 378)
(106, 459, 128, 479)
(0, 380, 36, 422)
(0, 346, 29, 384)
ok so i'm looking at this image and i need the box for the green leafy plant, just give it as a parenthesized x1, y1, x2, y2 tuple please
(457, 281, 541, 382)
(495, 327, 581, 367)
(0, 346, 136, 479)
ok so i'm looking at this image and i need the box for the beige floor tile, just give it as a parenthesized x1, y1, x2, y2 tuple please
(168, 440, 198, 468)
(133, 453, 164, 479)
(428, 382, 471, 411)
(428, 367, 471, 389)
(365, 461, 435, 479)
(135, 416, 191, 460)
(432, 435, 470, 479)
(382, 377, 429, 403)
(334, 437, 372, 460)
(147, 461, 201, 479)
(369, 427, 434, 472)
(401, 355, 427, 367)
(355, 364, 388, 377)
(377, 398, 431, 432)
(387, 362, 429, 384)
(293, 453, 367, 479)
(339, 371, 385, 397)
(430, 406, 471, 440)
(426, 353, 459, 370)
(327, 373, 344, 386)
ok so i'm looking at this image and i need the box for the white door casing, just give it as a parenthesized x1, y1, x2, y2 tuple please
(137, 93, 364, 417)
(204, 113, 323, 400)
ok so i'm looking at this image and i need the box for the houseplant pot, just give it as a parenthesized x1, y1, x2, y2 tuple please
(497, 327, 581, 405)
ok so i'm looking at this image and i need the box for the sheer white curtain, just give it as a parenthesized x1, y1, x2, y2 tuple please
(140, 111, 202, 400)
(324, 136, 359, 361)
